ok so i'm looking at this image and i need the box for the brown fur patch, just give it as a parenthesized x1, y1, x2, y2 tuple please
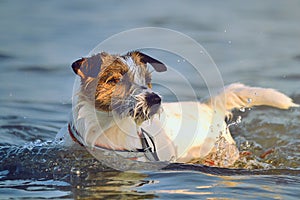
(76, 52, 152, 112)
(95, 58, 129, 111)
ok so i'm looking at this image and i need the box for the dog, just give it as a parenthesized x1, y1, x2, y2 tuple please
(59, 51, 298, 168)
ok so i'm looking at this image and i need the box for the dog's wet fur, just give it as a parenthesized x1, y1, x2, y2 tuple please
(67, 51, 299, 167)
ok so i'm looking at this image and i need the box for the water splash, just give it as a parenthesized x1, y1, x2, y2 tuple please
(227, 115, 242, 128)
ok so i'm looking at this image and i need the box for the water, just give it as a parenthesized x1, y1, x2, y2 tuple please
(1, 0, 300, 199)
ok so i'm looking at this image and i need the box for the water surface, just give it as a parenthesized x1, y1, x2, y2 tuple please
(1, 0, 300, 199)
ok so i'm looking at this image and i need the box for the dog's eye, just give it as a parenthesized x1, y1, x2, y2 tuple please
(147, 83, 152, 88)
(106, 77, 120, 85)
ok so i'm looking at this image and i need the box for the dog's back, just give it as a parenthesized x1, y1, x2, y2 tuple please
(142, 83, 298, 165)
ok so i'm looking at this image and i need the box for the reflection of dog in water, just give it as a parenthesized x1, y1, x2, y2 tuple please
(63, 51, 298, 167)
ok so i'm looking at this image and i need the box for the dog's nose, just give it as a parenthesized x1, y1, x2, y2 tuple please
(145, 93, 161, 107)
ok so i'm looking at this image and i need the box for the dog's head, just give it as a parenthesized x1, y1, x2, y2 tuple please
(72, 51, 167, 124)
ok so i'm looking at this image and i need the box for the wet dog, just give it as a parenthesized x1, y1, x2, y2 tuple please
(62, 51, 298, 167)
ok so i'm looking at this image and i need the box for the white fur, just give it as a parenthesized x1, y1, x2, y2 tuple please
(60, 83, 298, 166)
(121, 57, 146, 85)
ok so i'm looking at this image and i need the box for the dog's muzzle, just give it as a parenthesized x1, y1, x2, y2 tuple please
(144, 92, 162, 117)
(129, 91, 162, 123)
(111, 80, 162, 123)
(145, 92, 161, 107)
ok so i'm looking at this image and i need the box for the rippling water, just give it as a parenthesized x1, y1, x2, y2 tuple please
(1, 0, 300, 199)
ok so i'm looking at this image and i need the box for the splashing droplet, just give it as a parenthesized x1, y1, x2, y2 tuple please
(236, 116, 242, 124)
(71, 167, 82, 176)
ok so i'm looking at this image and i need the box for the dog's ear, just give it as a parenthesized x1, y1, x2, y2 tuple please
(131, 51, 167, 72)
(71, 54, 102, 78)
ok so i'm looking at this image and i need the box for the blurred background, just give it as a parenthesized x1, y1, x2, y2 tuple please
(0, 0, 299, 199)
(1, 0, 300, 103)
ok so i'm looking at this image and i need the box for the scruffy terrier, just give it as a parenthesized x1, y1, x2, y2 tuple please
(62, 51, 298, 167)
